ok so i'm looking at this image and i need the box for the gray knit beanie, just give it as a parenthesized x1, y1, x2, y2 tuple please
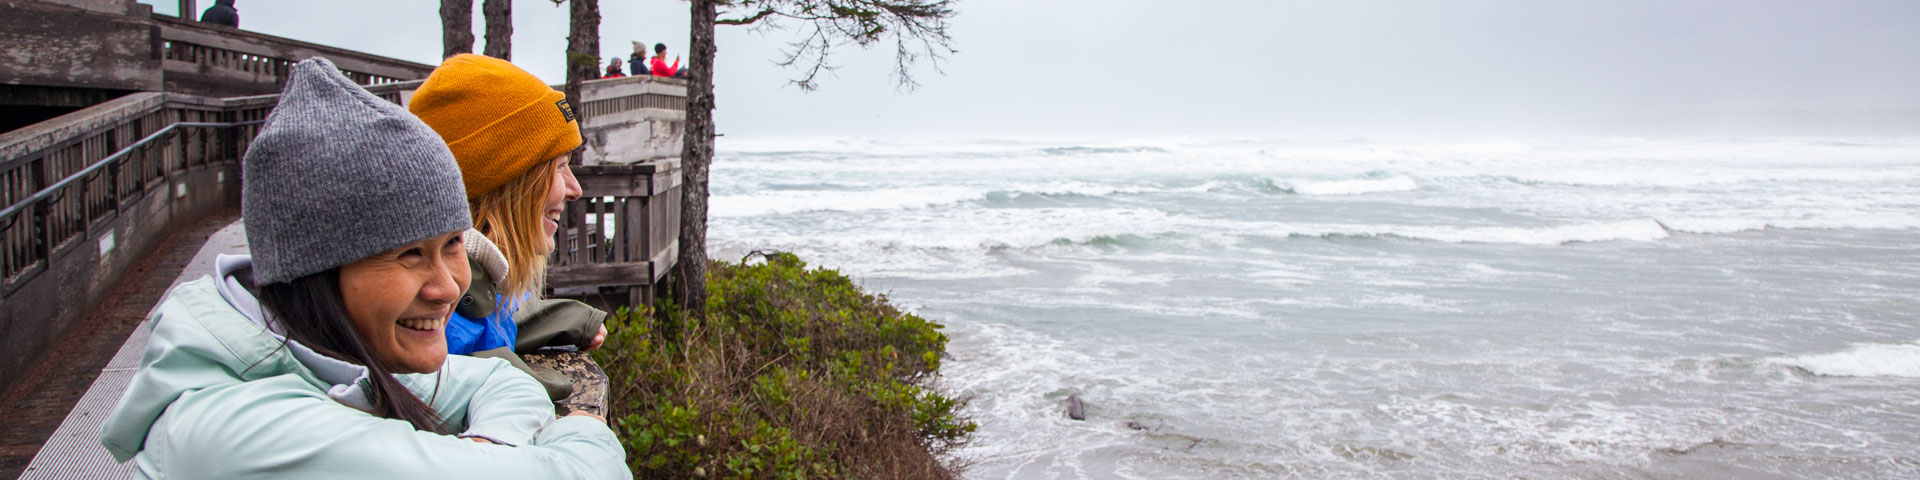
(242, 57, 472, 285)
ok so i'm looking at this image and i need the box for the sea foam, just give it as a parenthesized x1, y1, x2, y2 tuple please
(710, 186, 981, 217)
(1771, 341, 1920, 378)
(1272, 219, 1674, 245)
(1288, 176, 1419, 195)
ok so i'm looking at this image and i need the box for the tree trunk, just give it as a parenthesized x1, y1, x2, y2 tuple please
(563, 0, 600, 161)
(439, 0, 474, 60)
(481, 0, 512, 60)
(674, 0, 717, 315)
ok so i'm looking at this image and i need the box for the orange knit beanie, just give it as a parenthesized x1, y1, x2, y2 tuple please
(409, 54, 581, 199)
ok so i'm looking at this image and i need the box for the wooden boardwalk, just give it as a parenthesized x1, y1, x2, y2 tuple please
(0, 209, 237, 479)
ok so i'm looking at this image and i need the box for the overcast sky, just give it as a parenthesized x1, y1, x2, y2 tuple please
(142, 0, 1920, 137)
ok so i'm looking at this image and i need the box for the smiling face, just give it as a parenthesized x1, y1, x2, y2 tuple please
(336, 231, 471, 374)
(537, 155, 583, 256)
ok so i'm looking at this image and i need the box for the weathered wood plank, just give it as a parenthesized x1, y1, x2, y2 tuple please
(576, 174, 650, 198)
(650, 239, 678, 282)
(622, 197, 643, 263)
(651, 168, 681, 195)
(548, 262, 654, 288)
(153, 16, 432, 80)
(0, 2, 163, 91)
(0, 94, 167, 168)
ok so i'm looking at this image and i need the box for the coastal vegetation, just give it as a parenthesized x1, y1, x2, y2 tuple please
(593, 252, 974, 479)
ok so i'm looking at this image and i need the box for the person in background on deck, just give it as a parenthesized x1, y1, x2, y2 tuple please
(628, 41, 650, 76)
(97, 57, 627, 479)
(649, 42, 680, 78)
(603, 57, 626, 79)
(199, 0, 238, 27)
(408, 54, 611, 402)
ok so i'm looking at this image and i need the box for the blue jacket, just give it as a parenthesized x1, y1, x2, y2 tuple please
(447, 229, 605, 356)
(447, 292, 522, 355)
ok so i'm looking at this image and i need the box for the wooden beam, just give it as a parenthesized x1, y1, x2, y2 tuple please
(548, 262, 655, 288)
(575, 173, 651, 198)
(153, 16, 434, 79)
(651, 168, 680, 195)
(650, 239, 678, 282)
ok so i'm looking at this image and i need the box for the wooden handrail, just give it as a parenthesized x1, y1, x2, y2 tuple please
(150, 15, 433, 96)
(153, 15, 434, 82)
(1, 94, 258, 288)
(0, 121, 258, 220)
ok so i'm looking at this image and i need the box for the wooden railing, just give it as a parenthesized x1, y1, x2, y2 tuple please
(577, 75, 688, 165)
(550, 162, 683, 306)
(579, 83, 687, 118)
(0, 93, 249, 290)
(0, 91, 258, 390)
(153, 15, 435, 96)
(1, 78, 496, 293)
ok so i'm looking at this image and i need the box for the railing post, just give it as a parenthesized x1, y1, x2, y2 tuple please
(111, 148, 122, 214)
(179, 0, 197, 20)
(218, 112, 233, 163)
(32, 199, 49, 270)
(78, 175, 90, 240)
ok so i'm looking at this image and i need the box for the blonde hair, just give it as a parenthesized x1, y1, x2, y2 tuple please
(468, 158, 559, 298)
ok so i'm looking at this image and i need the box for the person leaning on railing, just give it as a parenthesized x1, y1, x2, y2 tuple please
(96, 57, 628, 479)
(407, 54, 612, 403)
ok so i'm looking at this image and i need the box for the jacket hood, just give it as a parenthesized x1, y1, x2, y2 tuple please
(215, 0, 234, 6)
(212, 255, 377, 410)
(99, 255, 436, 462)
(465, 229, 508, 289)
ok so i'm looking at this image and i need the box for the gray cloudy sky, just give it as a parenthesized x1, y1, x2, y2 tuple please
(143, 0, 1920, 137)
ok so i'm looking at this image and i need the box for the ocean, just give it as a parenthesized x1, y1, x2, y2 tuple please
(704, 135, 1920, 479)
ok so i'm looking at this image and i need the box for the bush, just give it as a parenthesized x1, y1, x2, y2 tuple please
(592, 252, 974, 479)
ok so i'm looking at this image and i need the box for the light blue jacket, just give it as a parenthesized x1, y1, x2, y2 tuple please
(98, 255, 630, 479)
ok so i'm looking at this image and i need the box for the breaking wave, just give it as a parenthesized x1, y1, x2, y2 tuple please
(1289, 219, 1672, 245)
(1286, 176, 1420, 195)
(1771, 341, 1920, 378)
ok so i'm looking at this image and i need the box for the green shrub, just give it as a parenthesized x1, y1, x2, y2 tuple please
(593, 252, 974, 479)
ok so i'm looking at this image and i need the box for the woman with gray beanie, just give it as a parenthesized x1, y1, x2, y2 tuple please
(98, 58, 629, 478)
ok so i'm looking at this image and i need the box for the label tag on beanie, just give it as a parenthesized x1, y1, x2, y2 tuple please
(556, 100, 577, 122)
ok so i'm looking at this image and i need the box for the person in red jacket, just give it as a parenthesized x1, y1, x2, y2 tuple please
(603, 57, 626, 79)
(648, 43, 680, 78)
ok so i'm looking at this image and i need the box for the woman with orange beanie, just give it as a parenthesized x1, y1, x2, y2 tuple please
(407, 54, 608, 401)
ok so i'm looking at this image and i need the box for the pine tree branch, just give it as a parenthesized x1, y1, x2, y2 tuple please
(718, 8, 777, 25)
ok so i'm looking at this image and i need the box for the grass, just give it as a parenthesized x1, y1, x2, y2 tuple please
(592, 252, 974, 479)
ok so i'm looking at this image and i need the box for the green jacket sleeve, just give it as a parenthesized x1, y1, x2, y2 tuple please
(143, 375, 629, 479)
(466, 346, 575, 401)
(511, 297, 608, 353)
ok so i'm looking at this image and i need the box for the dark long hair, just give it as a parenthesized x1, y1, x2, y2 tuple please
(256, 269, 453, 435)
